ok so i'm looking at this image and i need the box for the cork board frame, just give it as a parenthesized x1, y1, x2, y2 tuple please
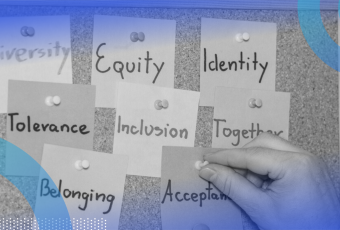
(0, 6, 338, 230)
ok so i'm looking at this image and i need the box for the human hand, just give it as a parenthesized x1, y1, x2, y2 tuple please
(199, 133, 340, 230)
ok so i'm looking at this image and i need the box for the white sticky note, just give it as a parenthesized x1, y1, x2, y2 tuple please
(161, 146, 243, 230)
(35, 144, 128, 230)
(0, 16, 72, 113)
(6, 80, 95, 176)
(213, 87, 290, 148)
(200, 18, 277, 106)
(113, 82, 200, 177)
(91, 16, 176, 108)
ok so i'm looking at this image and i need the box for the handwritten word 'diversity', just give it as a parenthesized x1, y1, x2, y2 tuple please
(214, 119, 283, 146)
(203, 49, 269, 83)
(117, 116, 189, 139)
(8, 113, 90, 135)
(0, 41, 70, 74)
(40, 179, 115, 214)
(95, 43, 165, 83)
(161, 180, 230, 207)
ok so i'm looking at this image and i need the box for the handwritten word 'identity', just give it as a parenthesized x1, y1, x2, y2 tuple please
(204, 49, 268, 83)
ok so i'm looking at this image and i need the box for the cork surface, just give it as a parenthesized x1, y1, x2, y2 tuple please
(0, 6, 338, 230)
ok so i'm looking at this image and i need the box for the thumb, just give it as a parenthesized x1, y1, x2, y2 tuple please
(199, 164, 266, 215)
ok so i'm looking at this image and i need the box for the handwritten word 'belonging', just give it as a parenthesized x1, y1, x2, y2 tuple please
(40, 179, 115, 214)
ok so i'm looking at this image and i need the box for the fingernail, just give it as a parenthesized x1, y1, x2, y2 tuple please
(199, 167, 216, 182)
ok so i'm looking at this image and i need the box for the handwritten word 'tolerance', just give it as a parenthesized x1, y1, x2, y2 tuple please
(8, 113, 90, 135)
(95, 43, 165, 83)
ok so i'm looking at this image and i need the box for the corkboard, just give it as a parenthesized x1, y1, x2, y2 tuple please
(0, 6, 338, 230)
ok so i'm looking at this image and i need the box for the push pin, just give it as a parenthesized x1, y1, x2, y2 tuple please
(130, 32, 145, 42)
(192, 223, 210, 230)
(248, 98, 262, 108)
(195, 161, 209, 170)
(130, 32, 139, 42)
(154, 99, 169, 110)
(235, 32, 250, 43)
(138, 32, 145, 41)
(20, 26, 35, 37)
(75, 160, 90, 171)
(45, 96, 61, 106)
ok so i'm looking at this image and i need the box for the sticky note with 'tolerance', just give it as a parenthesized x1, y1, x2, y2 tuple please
(6, 80, 95, 176)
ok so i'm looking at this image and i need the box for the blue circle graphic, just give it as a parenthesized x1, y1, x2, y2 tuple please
(298, 0, 339, 71)
(1, 138, 71, 230)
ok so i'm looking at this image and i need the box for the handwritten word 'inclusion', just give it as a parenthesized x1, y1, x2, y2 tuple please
(117, 116, 188, 139)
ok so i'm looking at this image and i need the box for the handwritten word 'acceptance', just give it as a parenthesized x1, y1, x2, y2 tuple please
(161, 180, 230, 207)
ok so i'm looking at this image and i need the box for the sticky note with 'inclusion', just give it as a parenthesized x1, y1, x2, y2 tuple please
(113, 82, 200, 177)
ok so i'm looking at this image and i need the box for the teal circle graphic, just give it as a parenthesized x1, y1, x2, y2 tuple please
(298, 0, 339, 71)
(1, 138, 71, 230)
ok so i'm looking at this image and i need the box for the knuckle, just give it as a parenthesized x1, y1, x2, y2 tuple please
(255, 132, 275, 141)
(291, 153, 320, 169)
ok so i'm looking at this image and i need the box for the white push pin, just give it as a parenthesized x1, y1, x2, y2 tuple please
(130, 32, 139, 42)
(75, 160, 90, 170)
(154, 100, 169, 110)
(192, 223, 210, 230)
(45, 96, 54, 106)
(52, 96, 61, 105)
(235, 33, 243, 43)
(248, 98, 262, 108)
(75, 160, 83, 170)
(236, 32, 250, 42)
(45, 96, 61, 106)
(81, 160, 90, 169)
(138, 32, 145, 42)
(195, 161, 209, 170)
(20, 26, 28, 37)
(26, 27, 35, 37)
(242, 32, 250, 41)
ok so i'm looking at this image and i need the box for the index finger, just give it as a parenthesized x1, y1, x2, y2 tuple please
(204, 147, 294, 179)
